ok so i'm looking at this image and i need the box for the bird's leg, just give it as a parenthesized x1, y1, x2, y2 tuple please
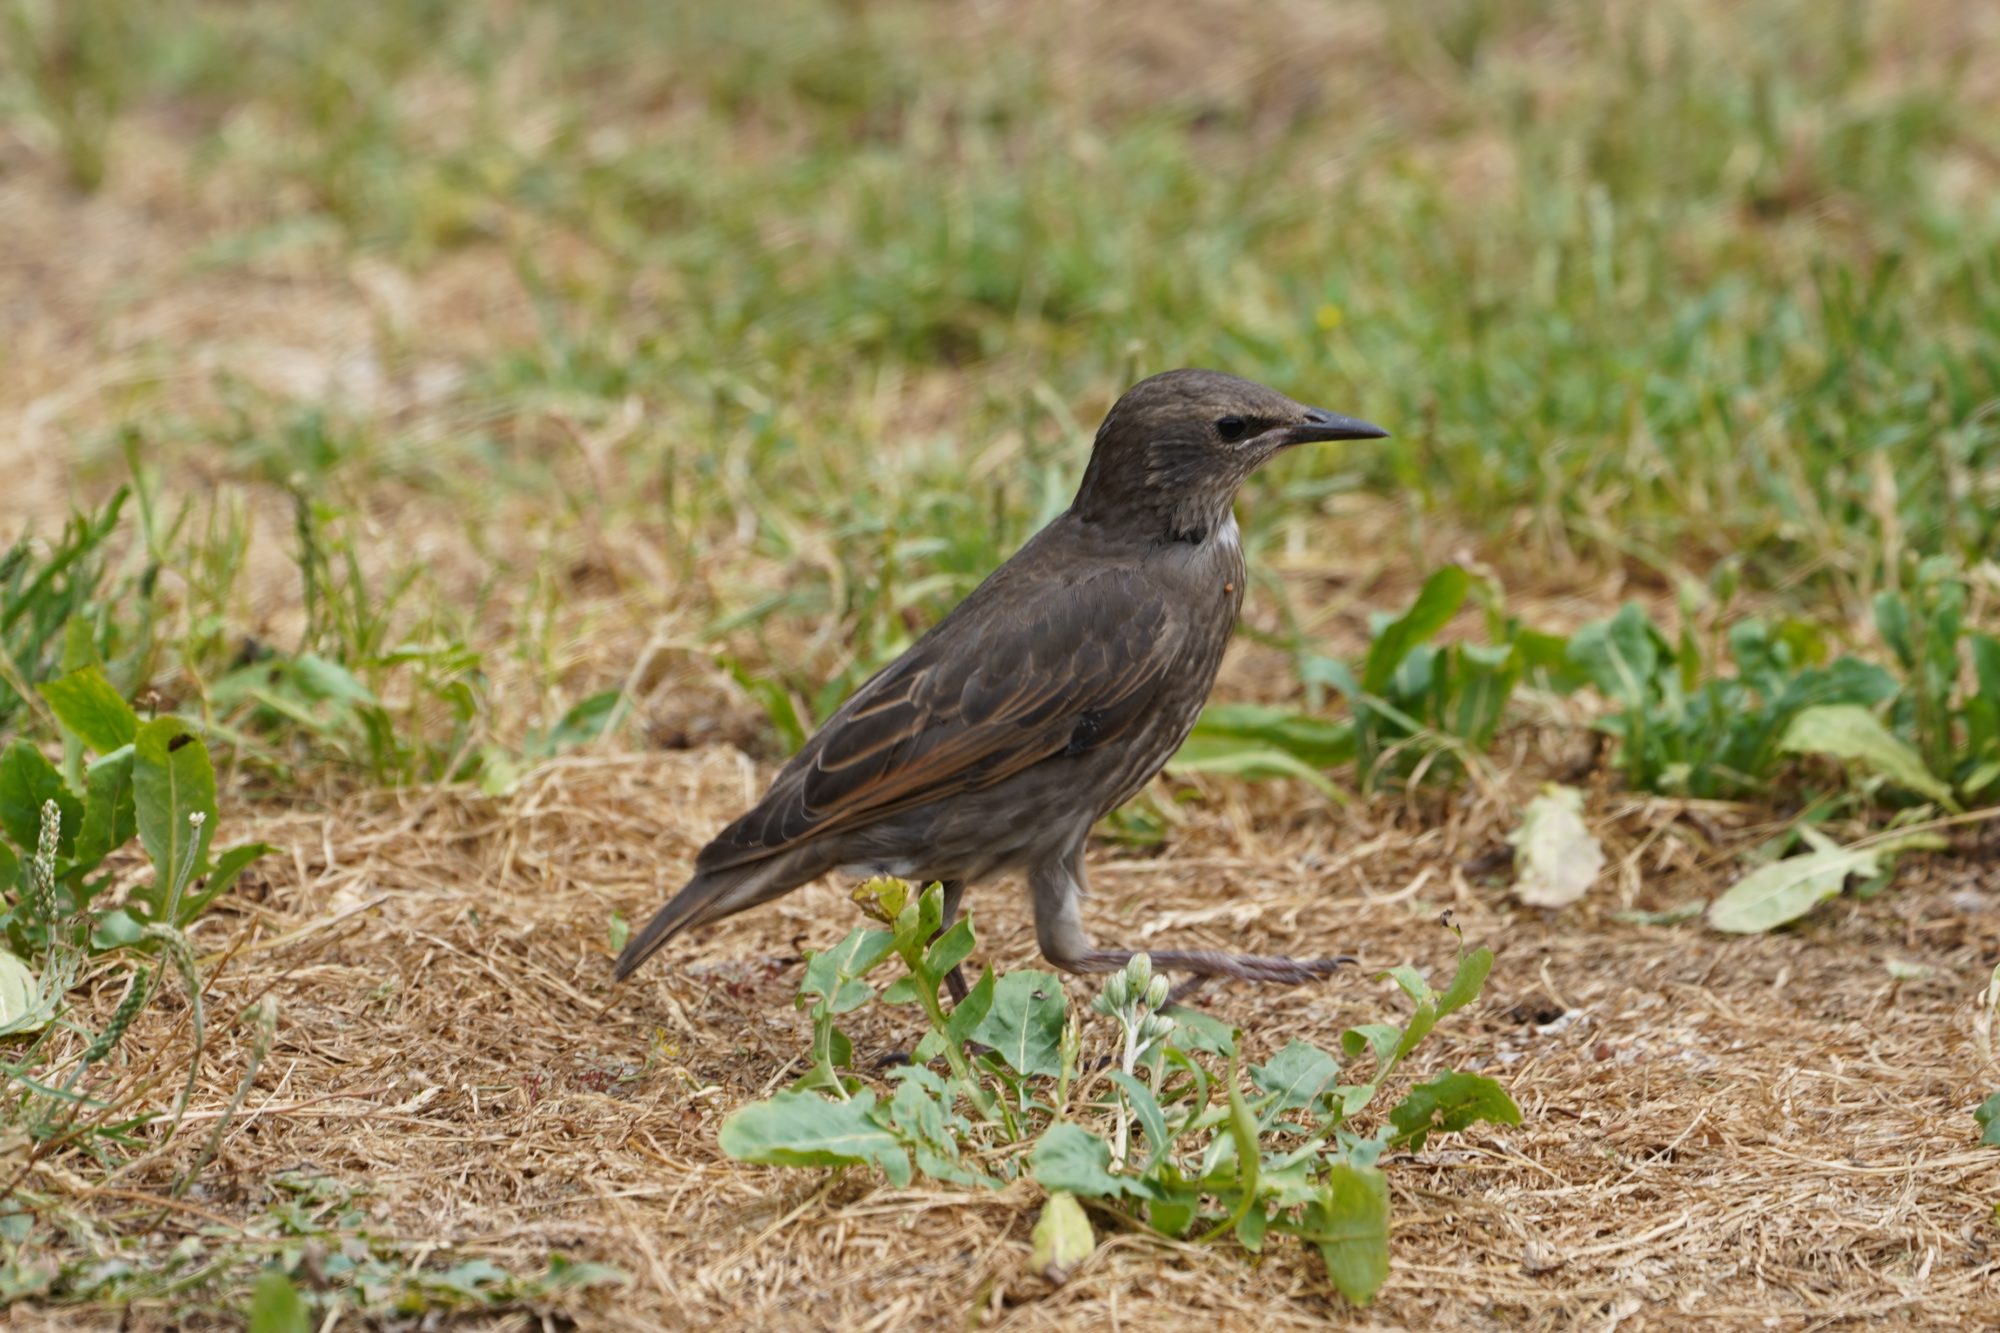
(1030, 856, 1349, 990)
(930, 880, 969, 1003)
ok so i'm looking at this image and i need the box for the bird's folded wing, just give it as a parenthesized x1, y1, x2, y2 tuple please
(697, 567, 1184, 869)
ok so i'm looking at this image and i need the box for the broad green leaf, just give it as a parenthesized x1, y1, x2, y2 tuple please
(246, 1269, 310, 1333)
(968, 970, 1066, 1077)
(1436, 947, 1495, 1016)
(1305, 1163, 1390, 1305)
(718, 1089, 911, 1186)
(1965, 760, 2000, 798)
(1707, 843, 1881, 934)
(1566, 603, 1662, 707)
(801, 926, 895, 1014)
(1250, 1040, 1341, 1111)
(1512, 628, 1585, 692)
(1235, 1202, 1270, 1253)
(1028, 1122, 1136, 1198)
(1977, 1092, 2000, 1148)
(72, 745, 135, 872)
(292, 653, 379, 705)
(1340, 1023, 1402, 1076)
(1386, 1070, 1522, 1149)
(1780, 704, 1958, 809)
(894, 884, 945, 957)
(37, 666, 138, 755)
(1147, 1182, 1201, 1237)
(1166, 735, 1345, 800)
(923, 915, 976, 978)
(1363, 567, 1471, 695)
(132, 718, 218, 916)
(943, 965, 996, 1046)
(91, 908, 145, 950)
(1394, 1002, 1441, 1061)
(1030, 1192, 1094, 1283)
(1380, 965, 1433, 1005)
(1507, 783, 1603, 908)
(0, 739, 80, 857)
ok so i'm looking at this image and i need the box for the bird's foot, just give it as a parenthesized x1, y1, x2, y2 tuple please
(1069, 947, 1353, 987)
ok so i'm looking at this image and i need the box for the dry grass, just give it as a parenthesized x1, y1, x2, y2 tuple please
(10, 742, 2000, 1330)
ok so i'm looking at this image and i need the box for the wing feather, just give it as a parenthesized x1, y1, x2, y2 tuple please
(696, 566, 1180, 871)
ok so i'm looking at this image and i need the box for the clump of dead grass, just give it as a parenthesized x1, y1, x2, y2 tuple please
(8, 737, 1998, 1329)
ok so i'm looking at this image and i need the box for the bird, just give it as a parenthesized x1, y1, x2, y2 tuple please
(615, 368, 1387, 997)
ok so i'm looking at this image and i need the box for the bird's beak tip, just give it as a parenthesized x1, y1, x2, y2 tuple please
(1292, 409, 1390, 444)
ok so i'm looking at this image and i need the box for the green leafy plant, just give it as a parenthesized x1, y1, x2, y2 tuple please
(716, 881, 1517, 1305)
(1179, 567, 1565, 794)
(1, 666, 271, 1195)
(1569, 601, 1896, 799)
(1871, 557, 2000, 802)
(0, 487, 157, 737)
(2, 665, 271, 957)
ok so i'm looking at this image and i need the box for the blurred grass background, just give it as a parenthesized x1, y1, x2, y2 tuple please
(3, 0, 1998, 779)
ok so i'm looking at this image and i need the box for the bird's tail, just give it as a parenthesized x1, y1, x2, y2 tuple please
(611, 857, 800, 981)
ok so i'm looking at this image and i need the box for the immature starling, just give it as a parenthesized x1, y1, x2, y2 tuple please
(615, 369, 1387, 992)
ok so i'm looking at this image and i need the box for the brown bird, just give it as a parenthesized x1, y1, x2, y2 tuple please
(615, 369, 1386, 995)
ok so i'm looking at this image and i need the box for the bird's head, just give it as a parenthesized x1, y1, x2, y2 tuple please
(1070, 368, 1387, 543)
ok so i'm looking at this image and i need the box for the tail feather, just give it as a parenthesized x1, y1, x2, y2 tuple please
(612, 858, 799, 981)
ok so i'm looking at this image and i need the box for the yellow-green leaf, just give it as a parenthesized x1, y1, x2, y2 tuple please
(1030, 1192, 1094, 1284)
(1780, 704, 1958, 809)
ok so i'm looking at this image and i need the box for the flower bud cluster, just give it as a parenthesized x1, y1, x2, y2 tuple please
(1091, 952, 1176, 1059)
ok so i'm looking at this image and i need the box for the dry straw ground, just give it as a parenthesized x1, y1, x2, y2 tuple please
(5, 3, 2000, 1326)
(14, 747, 2000, 1330)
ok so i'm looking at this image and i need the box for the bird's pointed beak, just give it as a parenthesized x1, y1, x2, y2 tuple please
(1278, 407, 1390, 447)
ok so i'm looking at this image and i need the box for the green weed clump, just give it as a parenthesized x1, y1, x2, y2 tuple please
(1190, 556, 2000, 811)
(0, 685, 269, 1214)
(717, 881, 1516, 1306)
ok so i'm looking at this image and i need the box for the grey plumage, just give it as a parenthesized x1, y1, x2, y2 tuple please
(615, 368, 1387, 989)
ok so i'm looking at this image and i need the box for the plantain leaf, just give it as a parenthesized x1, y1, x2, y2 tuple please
(1780, 703, 1958, 809)
(1708, 843, 1881, 933)
(37, 666, 139, 755)
(1387, 1070, 1522, 1149)
(1362, 567, 1471, 695)
(1303, 1163, 1390, 1305)
(131, 718, 218, 918)
(718, 1089, 911, 1186)
(968, 969, 1066, 1077)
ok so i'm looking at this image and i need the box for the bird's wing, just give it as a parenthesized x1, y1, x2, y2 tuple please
(696, 564, 1185, 870)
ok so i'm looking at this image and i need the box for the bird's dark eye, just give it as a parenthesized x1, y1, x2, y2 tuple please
(1215, 416, 1248, 442)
